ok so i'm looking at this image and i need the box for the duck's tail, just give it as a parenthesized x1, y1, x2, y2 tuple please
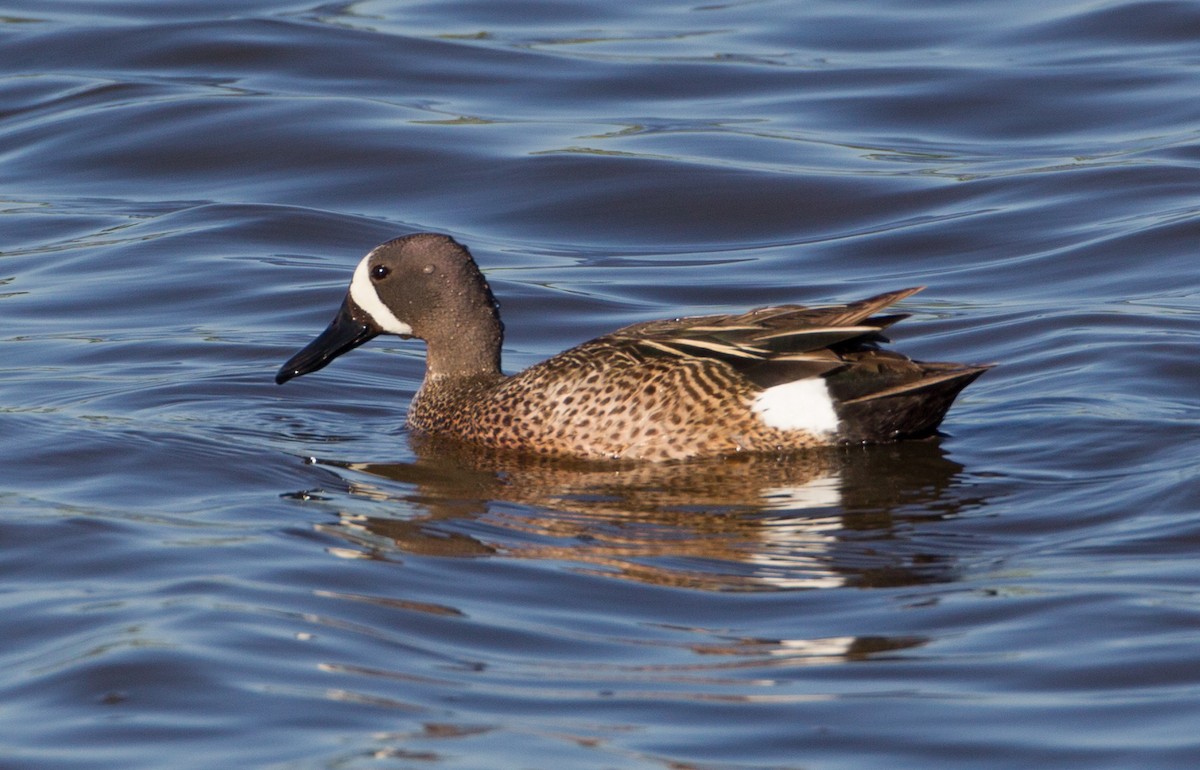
(833, 362, 992, 442)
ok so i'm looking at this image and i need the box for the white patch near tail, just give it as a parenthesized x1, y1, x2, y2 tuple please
(751, 378, 840, 436)
(349, 252, 413, 335)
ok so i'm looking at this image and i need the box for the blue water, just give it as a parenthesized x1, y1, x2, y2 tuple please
(2, 1, 1198, 768)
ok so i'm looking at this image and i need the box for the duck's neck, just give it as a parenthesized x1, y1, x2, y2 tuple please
(421, 292, 505, 380)
(409, 308, 504, 437)
(424, 324, 503, 379)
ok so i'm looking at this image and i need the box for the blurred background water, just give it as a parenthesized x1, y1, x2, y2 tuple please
(1, 1, 1198, 768)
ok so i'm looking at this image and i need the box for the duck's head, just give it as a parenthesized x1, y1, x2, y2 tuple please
(275, 233, 501, 385)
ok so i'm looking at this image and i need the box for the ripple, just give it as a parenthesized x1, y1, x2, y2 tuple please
(2, 1, 1199, 768)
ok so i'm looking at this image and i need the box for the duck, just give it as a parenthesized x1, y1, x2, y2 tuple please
(276, 233, 990, 462)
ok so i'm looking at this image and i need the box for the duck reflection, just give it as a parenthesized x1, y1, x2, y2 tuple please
(312, 437, 982, 592)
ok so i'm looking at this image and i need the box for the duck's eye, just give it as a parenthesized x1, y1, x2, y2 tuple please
(370, 264, 390, 281)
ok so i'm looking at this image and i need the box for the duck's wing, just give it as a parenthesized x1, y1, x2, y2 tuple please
(603, 287, 923, 378)
(604, 287, 991, 441)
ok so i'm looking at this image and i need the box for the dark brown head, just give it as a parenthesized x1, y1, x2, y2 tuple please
(276, 233, 504, 384)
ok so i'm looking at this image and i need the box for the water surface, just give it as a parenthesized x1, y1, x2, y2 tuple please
(2, 1, 1199, 768)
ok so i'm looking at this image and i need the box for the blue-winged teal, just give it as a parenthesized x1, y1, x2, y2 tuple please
(277, 233, 990, 461)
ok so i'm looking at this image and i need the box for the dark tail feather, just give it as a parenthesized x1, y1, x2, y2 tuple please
(835, 364, 992, 442)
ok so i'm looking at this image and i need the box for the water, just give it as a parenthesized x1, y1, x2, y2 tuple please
(2, 1, 1198, 767)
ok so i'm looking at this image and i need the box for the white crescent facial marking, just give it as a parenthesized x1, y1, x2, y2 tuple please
(751, 378, 840, 435)
(348, 252, 413, 336)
